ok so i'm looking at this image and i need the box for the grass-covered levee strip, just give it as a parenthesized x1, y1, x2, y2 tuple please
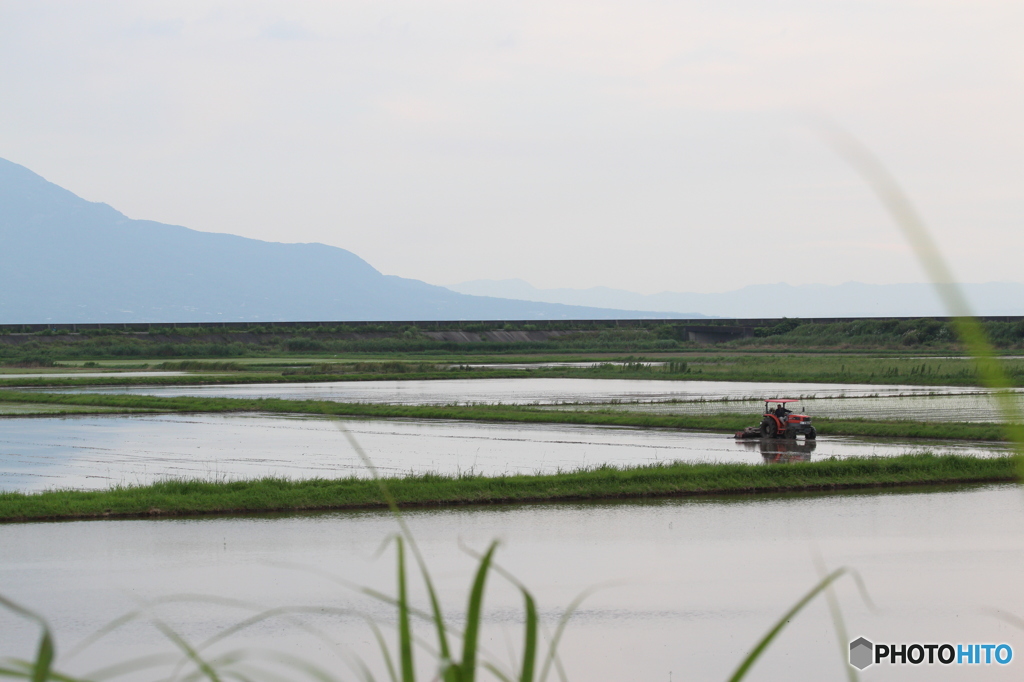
(7, 353, 1024, 386)
(0, 454, 1015, 522)
(0, 391, 1012, 441)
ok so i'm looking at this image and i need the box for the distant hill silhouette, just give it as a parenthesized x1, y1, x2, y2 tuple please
(0, 158, 697, 323)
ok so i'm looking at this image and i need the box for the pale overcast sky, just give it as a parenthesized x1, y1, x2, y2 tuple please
(2, 1, 1022, 294)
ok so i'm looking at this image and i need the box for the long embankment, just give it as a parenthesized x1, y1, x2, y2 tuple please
(0, 454, 1017, 523)
(2, 358, 1023, 387)
(0, 391, 1013, 441)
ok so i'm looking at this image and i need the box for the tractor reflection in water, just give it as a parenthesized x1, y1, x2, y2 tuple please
(738, 435, 818, 463)
(734, 399, 817, 450)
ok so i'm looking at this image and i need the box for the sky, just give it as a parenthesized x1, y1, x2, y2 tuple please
(2, 1, 1023, 294)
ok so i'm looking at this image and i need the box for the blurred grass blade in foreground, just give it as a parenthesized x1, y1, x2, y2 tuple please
(728, 569, 847, 681)
(0, 595, 65, 682)
(817, 120, 1024, 455)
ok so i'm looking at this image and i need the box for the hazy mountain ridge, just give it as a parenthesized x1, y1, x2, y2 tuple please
(11, 154, 1013, 324)
(449, 279, 1024, 318)
(0, 158, 696, 323)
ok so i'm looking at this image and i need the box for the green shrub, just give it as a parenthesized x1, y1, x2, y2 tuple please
(283, 337, 326, 352)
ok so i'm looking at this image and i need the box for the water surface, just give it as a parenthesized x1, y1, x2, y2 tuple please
(0, 413, 1008, 492)
(1, 485, 1021, 680)
(38, 376, 993, 405)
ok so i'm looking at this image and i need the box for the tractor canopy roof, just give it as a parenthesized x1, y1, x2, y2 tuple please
(765, 399, 800, 403)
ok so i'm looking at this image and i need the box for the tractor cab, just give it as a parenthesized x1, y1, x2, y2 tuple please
(760, 399, 816, 440)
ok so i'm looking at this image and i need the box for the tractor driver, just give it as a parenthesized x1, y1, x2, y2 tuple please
(774, 403, 791, 420)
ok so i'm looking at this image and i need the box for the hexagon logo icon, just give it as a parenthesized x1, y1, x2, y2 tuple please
(849, 637, 874, 670)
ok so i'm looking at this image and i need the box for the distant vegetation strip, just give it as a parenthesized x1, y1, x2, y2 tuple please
(0, 454, 1014, 522)
(5, 352, 1024, 386)
(0, 403, 153, 416)
(4, 317, 1024, 360)
(0, 391, 1010, 441)
(4, 317, 1024, 354)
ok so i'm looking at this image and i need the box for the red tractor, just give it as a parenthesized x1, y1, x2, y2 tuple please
(759, 399, 816, 440)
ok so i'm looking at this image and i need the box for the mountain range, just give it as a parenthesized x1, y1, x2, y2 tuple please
(0, 158, 700, 323)
(6, 155, 1019, 324)
(450, 279, 1024, 319)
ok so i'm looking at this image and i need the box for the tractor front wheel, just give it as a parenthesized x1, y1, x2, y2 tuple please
(760, 421, 777, 438)
(806, 427, 817, 440)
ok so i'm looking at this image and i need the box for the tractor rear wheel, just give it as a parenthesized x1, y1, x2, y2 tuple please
(806, 427, 817, 440)
(760, 421, 777, 438)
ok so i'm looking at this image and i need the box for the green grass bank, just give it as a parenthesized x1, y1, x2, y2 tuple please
(5, 317, 1024, 361)
(6, 353, 1024, 386)
(0, 391, 1012, 441)
(0, 454, 1015, 523)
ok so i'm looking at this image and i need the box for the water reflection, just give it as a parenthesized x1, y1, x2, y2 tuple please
(738, 437, 818, 463)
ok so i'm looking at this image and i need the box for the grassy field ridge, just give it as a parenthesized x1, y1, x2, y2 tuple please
(6, 353, 1024, 386)
(0, 450, 1011, 520)
(0, 454, 1014, 522)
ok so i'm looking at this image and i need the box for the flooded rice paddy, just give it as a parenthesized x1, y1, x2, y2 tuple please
(2, 485, 1022, 680)
(562, 392, 1024, 423)
(36, 376, 1023, 423)
(0, 413, 1010, 493)
(39, 375, 1004, 403)
(2, 375, 1022, 679)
